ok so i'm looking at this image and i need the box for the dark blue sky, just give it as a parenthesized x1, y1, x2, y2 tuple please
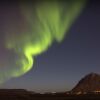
(1, 0, 100, 92)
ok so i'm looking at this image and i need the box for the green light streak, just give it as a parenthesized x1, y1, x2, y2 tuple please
(5, 0, 86, 78)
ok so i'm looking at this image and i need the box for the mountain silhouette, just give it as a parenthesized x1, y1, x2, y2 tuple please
(71, 72, 100, 94)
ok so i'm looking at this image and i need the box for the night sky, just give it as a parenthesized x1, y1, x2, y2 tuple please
(0, 0, 100, 93)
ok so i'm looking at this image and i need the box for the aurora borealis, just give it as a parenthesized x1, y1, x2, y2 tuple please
(0, 0, 100, 93)
(0, 0, 86, 83)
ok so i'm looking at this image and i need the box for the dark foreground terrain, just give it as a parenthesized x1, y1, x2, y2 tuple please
(0, 93, 100, 100)
(0, 89, 100, 100)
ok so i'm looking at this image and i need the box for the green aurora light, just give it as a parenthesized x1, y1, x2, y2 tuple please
(1, 0, 86, 82)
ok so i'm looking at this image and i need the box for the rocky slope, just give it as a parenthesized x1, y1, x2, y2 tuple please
(71, 73, 100, 94)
